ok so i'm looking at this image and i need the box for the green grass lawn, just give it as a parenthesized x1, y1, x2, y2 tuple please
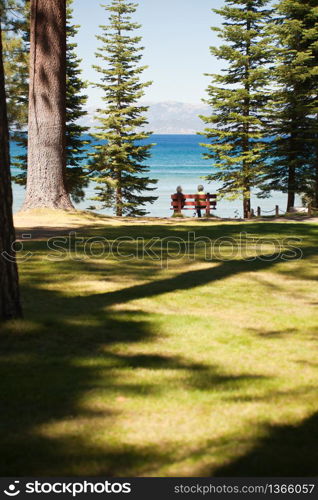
(1, 217, 318, 476)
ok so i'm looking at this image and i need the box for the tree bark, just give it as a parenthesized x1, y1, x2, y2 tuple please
(22, 0, 74, 210)
(116, 182, 123, 217)
(243, 194, 251, 219)
(287, 132, 296, 212)
(287, 165, 296, 212)
(0, 20, 23, 320)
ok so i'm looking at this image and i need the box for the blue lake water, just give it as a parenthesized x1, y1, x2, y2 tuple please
(11, 134, 291, 218)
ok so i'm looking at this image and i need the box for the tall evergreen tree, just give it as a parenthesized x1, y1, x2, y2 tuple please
(90, 0, 157, 217)
(259, 0, 318, 211)
(200, 0, 272, 218)
(0, 3, 22, 320)
(2, 1, 28, 130)
(65, 0, 90, 203)
(279, 0, 318, 210)
(2, 0, 29, 171)
(11, 0, 90, 204)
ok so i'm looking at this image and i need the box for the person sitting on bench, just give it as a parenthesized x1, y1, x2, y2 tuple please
(196, 184, 205, 218)
(175, 185, 186, 211)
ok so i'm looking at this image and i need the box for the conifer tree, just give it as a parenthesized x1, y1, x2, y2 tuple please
(2, 0, 29, 169)
(11, 0, 90, 204)
(259, 0, 318, 211)
(278, 0, 318, 210)
(90, 0, 157, 217)
(65, 0, 90, 203)
(0, 2, 22, 320)
(2, 1, 28, 130)
(200, 0, 272, 218)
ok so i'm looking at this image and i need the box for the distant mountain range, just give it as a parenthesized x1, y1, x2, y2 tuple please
(80, 101, 210, 135)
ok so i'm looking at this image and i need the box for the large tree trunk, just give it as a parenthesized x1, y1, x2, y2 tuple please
(286, 117, 298, 212)
(22, 0, 74, 210)
(243, 193, 251, 219)
(287, 137, 296, 212)
(0, 20, 23, 321)
(287, 166, 296, 212)
(116, 173, 123, 217)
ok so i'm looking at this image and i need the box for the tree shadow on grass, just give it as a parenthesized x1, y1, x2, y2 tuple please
(16, 220, 318, 290)
(63, 242, 318, 311)
(0, 307, 165, 475)
(0, 295, 271, 476)
(210, 412, 318, 476)
(248, 327, 298, 338)
(15, 221, 318, 240)
(1, 223, 317, 475)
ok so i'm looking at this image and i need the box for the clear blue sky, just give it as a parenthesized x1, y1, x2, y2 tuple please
(72, 0, 225, 107)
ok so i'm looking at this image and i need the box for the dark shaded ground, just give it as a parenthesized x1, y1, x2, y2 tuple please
(212, 412, 318, 476)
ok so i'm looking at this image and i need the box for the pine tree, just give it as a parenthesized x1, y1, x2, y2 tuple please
(90, 0, 157, 217)
(285, 0, 318, 210)
(65, 0, 90, 203)
(2, 14, 28, 129)
(259, 0, 318, 211)
(0, 3, 22, 320)
(11, 0, 90, 204)
(1, 0, 29, 169)
(200, 0, 273, 218)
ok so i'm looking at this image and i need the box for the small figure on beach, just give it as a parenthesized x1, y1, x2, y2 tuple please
(175, 185, 186, 211)
(196, 184, 205, 218)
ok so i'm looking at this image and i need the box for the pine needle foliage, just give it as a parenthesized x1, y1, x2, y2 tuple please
(65, 0, 90, 203)
(200, 0, 273, 218)
(259, 0, 318, 211)
(90, 0, 157, 217)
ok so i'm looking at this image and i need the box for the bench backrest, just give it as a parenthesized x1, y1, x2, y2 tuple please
(171, 193, 217, 211)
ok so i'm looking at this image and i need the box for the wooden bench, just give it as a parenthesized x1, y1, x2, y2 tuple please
(171, 193, 217, 216)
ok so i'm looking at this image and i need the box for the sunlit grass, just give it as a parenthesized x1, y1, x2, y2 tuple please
(1, 213, 318, 476)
